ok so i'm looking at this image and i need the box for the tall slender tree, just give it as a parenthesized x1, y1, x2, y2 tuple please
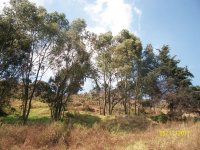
(95, 32, 115, 115)
(3, 0, 69, 124)
(113, 30, 142, 115)
(46, 19, 91, 121)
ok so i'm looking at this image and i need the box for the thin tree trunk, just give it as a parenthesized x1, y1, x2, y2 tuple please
(134, 100, 137, 115)
(24, 62, 42, 123)
(103, 70, 107, 116)
(124, 77, 128, 115)
(99, 97, 102, 115)
(103, 87, 107, 115)
(128, 95, 131, 115)
(108, 74, 112, 115)
(22, 42, 51, 124)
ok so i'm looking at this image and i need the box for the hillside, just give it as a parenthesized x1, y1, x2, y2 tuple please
(0, 97, 200, 150)
(0, 0, 200, 149)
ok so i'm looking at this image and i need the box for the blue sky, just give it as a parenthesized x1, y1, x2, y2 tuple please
(0, 0, 199, 89)
(136, 0, 200, 86)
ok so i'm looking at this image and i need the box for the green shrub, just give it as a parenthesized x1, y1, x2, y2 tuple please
(66, 112, 101, 128)
(101, 116, 150, 133)
(150, 113, 168, 123)
(193, 117, 200, 123)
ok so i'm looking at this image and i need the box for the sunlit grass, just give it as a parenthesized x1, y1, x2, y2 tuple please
(0, 98, 200, 149)
(1, 100, 50, 124)
(29, 107, 50, 117)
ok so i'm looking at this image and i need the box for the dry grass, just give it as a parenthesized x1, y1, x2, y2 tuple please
(0, 118, 199, 150)
(11, 99, 48, 109)
(1, 98, 199, 149)
(0, 122, 67, 150)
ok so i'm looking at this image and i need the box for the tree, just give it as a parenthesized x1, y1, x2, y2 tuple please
(0, 1, 32, 110)
(2, 0, 69, 124)
(0, 78, 17, 113)
(45, 19, 91, 121)
(191, 86, 200, 109)
(95, 32, 115, 115)
(113, 29, 142, 115)
(142, 44, 161, 110)
(156, 45, 193, 115)
(0, 10, 30, 80)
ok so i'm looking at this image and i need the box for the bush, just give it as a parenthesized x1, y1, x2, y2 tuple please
(150, 113, 168, 123)
(82, 105, 95, 112)
(66, 112, 101, 128)
(193, 117, 200, 123)
(101, 115, 150, 133)
(0, 109, 8, 117)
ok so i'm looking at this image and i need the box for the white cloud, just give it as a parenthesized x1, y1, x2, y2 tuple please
(0, 0, 9, 5)
(134, 6, 142, 31)
(0, 0, 53, 11)
(87, 26, 107, 35)
(84, 0, 133, 35)
(134, 6, 142, 17)
(0, 0, 9, 12)
(30, 0, 53, 7)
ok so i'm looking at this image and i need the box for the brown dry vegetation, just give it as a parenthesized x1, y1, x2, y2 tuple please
(0, 118, 200, 150)
(0, 98, 200, 150)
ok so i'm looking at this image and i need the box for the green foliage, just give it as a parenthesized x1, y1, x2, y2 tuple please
(0, 0, 198, 122)
(0, 109, 8, 117)
(0, 13, 30, 80)
(0, 103, 50, 124)
(42, 19, 91, 121)
(142, 44, 160, 99)
(101, 116, 150, 133)
(157, 46, 193, 93)
(150, 113, 168, 123)
(193, 117, 200, 123)
(0, 79, 18, 110)
(112, 30, 143, 114)
(191, 86, 200, 108)
(142, 45, 195, 114)
(0, 0, 69, 123)
(95, 32, 113, 50)
(66, 112, 101, 128)
(113, 30, 142, 77)
(0, 115, 20, 124)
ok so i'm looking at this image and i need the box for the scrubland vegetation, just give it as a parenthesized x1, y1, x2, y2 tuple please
(0, 98, 200, 150)
(0, 0, 200, 149)
(1, 121, 200, 150)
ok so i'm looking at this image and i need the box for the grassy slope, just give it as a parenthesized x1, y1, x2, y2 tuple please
(0, 99, 200, 150)
(0, 100, 50, 124)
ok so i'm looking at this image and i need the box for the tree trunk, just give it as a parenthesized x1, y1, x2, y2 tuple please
(123, 100, 127, 114)
(108, 75, 112, 115)
(98, 97, 102, 115)
(134, 100, 137, 115)
(128, 97, 131, 115)
(22, 81, 29, 124)
(103, 71, 107, 116)
(22, 58, 43, 124)
(124, 77, 128, 115)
